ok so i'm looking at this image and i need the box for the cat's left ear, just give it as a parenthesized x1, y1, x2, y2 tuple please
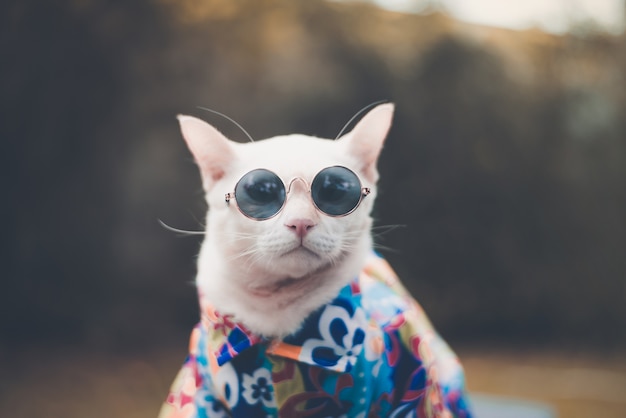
(339, 103, 394, 183)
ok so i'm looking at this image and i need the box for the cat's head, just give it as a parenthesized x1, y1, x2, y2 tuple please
(177, 104, 393, 335)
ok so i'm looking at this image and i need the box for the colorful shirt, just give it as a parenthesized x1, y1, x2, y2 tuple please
(159, 253, 473, 417)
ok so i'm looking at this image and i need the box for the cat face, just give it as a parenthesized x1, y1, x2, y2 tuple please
(178, 104, 393, 334)
(207, 136, 374, 282)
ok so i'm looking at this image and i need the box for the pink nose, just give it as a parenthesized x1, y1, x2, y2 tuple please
(285, 218, 316, 238)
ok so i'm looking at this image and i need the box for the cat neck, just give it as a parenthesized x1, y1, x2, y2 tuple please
(195, 234, 372, 338)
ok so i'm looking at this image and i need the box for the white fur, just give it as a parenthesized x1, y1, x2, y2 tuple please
(178, 104, 394, 337)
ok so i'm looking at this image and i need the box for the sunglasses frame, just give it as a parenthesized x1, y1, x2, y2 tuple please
(225, 165, 371, 220)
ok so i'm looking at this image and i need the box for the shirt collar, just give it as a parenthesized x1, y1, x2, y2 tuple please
(199, 302, 265, 366)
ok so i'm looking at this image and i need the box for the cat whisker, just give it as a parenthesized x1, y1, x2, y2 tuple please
(197, 106, 255, 143)
(244, 250, 273, 275)
(158, 219, 206, 236)
(227, 245, 273, 275)
(370, 224, 406, 239)
(371, 242, 400, 254)
(226, 232, 258, 243)
(334, 100, 389, 140)
(227, 246, 260, 263)
(370, 224, 405, 254)
(371, 224, 406, 231)
(329, 252, 346, 267)
(336, 241, 357, 258)
(228, 231, 258, 238)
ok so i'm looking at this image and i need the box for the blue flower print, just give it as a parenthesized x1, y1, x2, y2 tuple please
(241, 368, 276, 408)
(301, 304, 368, 372)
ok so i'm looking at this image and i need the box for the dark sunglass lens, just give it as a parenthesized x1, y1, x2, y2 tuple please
(235, 169, 286, 219)
(311, 167, 363, 216)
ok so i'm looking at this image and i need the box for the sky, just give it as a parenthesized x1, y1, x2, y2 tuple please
(372, 0, 625, 34)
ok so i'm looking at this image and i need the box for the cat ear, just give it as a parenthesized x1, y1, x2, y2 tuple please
(339, 103, 394, 182)
(177, 115, 236, 190)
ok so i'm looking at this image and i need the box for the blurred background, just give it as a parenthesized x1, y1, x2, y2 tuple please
(1, 0, 625, 417)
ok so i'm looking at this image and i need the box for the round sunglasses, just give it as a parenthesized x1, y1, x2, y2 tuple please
(225, 166, 371, 220)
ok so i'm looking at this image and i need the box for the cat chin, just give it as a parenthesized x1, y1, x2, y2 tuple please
(266, 247, 330, 279)
(246, 253, 339, 296)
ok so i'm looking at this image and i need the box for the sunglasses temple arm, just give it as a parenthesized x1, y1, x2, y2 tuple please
(225, 192, 234, 203)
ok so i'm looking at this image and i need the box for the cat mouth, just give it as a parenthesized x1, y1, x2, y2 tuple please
(283, 245, 320, 258)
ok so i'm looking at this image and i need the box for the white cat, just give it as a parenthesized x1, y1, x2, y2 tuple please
(160, 104, 473, 418)
(180, 104, 391, 337)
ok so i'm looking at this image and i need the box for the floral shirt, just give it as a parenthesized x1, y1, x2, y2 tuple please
(159, 253, 473, 418)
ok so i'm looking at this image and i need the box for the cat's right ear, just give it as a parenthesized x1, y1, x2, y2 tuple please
(339, 103, 394, 183)
(177, 115, 235, 191)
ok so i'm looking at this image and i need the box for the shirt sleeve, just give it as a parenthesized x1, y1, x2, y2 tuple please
(158, 355, 200, 418)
